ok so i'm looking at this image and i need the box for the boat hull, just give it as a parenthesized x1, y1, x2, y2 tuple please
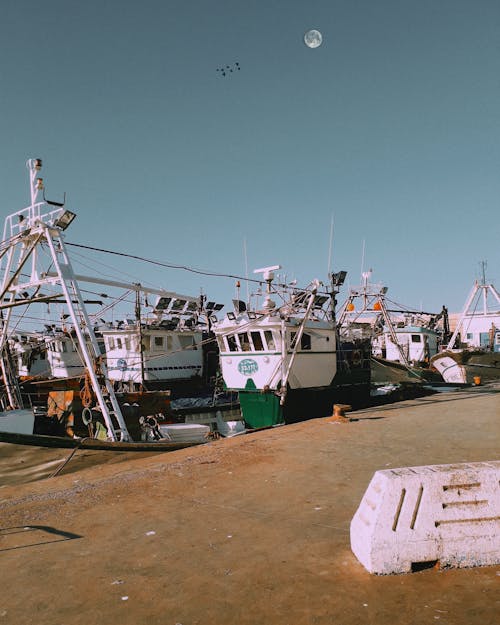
(239, 371, 371, 429)
(371, 356, 443, 385)
(0, 409, 36, 435)
(430, 350, 500, 384)
(0, 430, 205, 451)
(236, 339, 372, 429)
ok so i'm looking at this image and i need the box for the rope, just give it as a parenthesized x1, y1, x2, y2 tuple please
(47, 437, 91, 479)
(79, 370, 94, 409)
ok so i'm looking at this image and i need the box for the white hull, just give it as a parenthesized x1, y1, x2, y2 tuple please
(431, 355, 467, 384)
(158, 423, 210, 443)
(0, 409, 35, 435)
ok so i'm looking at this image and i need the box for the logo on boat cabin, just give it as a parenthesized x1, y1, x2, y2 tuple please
(117, 358, 128, 371)
(238, 358, 258, 376)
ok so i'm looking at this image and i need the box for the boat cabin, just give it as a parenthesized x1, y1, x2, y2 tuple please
(373, 325, 439, 364)
(101, 324, 203, 385)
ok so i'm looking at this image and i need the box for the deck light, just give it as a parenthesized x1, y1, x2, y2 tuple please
(346, 302, 355, 311)
(332, 271, 347, 286)
(35, 159, 42, 170)
(373, 301, 382, 311)
(227, 312, 236, 321)
(36, 178, 44, 190)
(54, 210, 76, 230)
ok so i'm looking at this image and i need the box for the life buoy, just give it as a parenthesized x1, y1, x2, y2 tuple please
(82, 407, 93, 426)
(352, 349, 362, 366)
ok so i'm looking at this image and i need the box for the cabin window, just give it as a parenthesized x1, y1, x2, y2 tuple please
(466, 333, 473, 340)
(179, 335, 196, 350)
(116, 337, 123, 350)
(153, 336, 164, 351)
(238, 332, 251, 351)
(227, 334, 238, 352)
(411, 335, 421, 343)
(496, 333, 500, 345)
(108, 337, 115, 350)
(124, 338, 131, 351)
(289, 332, 311, 350)
(251, 331, 264, 351)
(301, 333, 311, 350)
(264, 330, 275, 351)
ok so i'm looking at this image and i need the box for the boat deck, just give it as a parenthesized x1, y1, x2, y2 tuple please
(0, 383, 498, 624)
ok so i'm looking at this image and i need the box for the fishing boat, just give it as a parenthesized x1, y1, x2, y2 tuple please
(430, 274, 500, 384)
(0, 157, 204, 447)
(34, 285, 223, 398)
(8, 331, 48, 380)
(211, 265, 371, 429)
(100, 294, 223, 397)
(338, 271, 446, 385)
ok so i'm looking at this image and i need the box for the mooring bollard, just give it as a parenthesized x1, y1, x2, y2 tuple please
(326, 403, 352, 423)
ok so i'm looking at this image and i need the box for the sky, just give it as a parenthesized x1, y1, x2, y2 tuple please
(1, 0, 499, 326)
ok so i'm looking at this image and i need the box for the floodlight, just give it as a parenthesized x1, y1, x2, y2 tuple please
(54, 210, 76, 231)
(332, 271, 347, 286)
(227, 312, 236, 321)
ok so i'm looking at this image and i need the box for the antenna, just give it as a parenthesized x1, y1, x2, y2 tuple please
(243, 236, 249, 306)
(253, 265, 281, 310)
(253, 264, 281, 279)
(327, 214, 334, 273)
(360, 239, 366, 278)
(479, 260, 487, 285)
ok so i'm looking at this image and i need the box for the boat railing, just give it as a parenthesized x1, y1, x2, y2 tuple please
(3, 202, 67, 241)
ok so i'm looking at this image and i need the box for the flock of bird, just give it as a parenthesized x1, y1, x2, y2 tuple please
(216, 62, 240, 77)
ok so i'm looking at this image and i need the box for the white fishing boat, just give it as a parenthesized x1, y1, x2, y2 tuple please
(430, 274, 500, 384)
(212, 266, 370, 428)
(338, 271, 446, 384)
(100, 294, 223, 395)
(0, 158, 230, 446)
(8, 331, 48, 379)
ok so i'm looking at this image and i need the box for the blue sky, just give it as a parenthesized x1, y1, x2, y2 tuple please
(1, 0, 499, 322)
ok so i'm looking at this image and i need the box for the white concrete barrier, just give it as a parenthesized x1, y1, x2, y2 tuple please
(350, 461, 500, 574)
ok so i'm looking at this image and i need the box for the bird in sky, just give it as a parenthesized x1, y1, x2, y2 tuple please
(216, 62, 240, 77)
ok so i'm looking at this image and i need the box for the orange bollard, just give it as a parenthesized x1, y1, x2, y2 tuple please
(326, 403, 352, 423)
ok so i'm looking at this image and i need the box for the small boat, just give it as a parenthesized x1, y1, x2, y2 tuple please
(430, 274, 500, 384)
(212, 265, 370, 429)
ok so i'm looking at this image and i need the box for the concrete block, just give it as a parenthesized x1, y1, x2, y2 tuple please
(350, 461, 500, 574)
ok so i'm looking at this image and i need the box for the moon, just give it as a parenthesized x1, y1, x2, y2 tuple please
(304, 29, 323, 49)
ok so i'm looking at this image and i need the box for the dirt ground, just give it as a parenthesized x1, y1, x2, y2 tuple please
(1, 386, 499, 625)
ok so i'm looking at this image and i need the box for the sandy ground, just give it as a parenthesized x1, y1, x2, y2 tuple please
(0, 386, 499, 625)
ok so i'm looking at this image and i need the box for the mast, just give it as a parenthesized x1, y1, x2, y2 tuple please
(135, 286, 147, 390)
